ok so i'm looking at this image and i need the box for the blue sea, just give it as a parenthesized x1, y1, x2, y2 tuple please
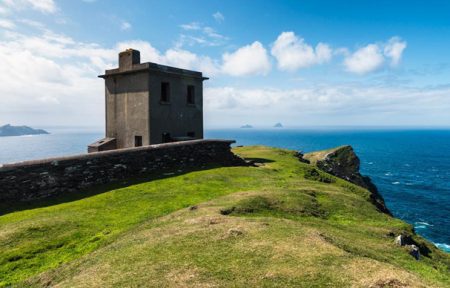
(1, 127, 449, 253)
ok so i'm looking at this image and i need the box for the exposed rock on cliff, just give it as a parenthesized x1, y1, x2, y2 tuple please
(304, 145, 392, 215)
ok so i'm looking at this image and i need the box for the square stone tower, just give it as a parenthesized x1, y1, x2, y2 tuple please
(88, 49, 208, 152)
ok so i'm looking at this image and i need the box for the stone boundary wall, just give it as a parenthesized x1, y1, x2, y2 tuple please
(0, 139, 242, 202)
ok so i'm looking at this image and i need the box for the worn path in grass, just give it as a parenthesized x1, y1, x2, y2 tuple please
(1, 146, 449, 287)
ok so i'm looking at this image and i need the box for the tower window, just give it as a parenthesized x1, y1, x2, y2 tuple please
(134, 135, 142, 147)
(187, 85, 195, 104)
(161, 82, 170, 103)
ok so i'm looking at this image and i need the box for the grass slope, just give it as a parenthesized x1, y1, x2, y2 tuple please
(1, 146, 449, 287)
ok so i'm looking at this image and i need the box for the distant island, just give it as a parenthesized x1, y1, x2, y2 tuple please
(0, 124, 49, 137)
(240, 124, 253, 128)
(274, 122, 283, 128)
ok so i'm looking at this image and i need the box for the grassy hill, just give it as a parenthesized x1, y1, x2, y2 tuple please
(1, 146, 449, 287)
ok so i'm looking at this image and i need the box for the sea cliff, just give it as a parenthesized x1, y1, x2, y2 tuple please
(304, 145, 391, 215)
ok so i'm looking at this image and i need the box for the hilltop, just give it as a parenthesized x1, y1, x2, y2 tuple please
(0, 146, 449, 287)
(0, 124, 49, 137)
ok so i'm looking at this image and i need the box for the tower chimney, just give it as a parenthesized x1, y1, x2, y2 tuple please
(118, 49, 140, 71)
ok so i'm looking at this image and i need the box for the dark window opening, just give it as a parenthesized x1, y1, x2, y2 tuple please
(134, 136, 142, 147)
(187, 131, 195, 138)
(161, 82, 170, 103)
(187, 85, 195, 104)
(162, 133, 171, 143)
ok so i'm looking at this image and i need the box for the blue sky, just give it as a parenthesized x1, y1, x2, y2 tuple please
(0, 0, 449, 128)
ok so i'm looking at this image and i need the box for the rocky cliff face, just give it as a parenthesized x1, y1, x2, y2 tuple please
(305, 145, 392, 215)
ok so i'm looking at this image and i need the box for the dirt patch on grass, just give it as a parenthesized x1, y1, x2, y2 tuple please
(166, 267, 218, 288)
(343, 258, 430, 288)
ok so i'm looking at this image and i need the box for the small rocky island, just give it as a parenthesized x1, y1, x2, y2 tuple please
(240, 124, 253, 128)
(274, 122, 283, 128)
(0, 124, 49, 137)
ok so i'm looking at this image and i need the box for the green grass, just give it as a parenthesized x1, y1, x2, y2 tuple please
(0, 146, 449, 287)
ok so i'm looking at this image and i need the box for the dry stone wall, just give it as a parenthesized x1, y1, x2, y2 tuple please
(0, 139, 242, 202)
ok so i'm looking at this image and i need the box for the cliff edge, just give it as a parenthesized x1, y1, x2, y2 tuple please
(304, 145, 392, 215)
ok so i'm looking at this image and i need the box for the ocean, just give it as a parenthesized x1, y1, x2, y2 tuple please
(1, 127, 449, 253)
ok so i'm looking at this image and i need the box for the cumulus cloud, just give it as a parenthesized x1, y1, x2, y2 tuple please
(222, 41, 271, 76)
(0, 24, 223, 126)
(0, 16, 420, 128)
(213, 12, 224, 22)
(384, 37, 407, 66)
(271, 32, 332, 71)
(164, 49, 220, 75)
(116, 40, 220, 75)
(0, 42, 103, 126)
(115, 40, 161, 63)
(344, 44, 385, 74)
(1, 0, 57, 14)
(344, 37, 407, 74)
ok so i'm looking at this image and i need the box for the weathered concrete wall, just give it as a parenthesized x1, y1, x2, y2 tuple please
(149, 71, 204, 144)
(0, 139, 242, 202)
(105, 71, 150, 148)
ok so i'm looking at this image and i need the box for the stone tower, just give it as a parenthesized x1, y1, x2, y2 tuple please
(88, 49, 208, 152)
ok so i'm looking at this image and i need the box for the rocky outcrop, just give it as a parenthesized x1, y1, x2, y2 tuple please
(305, 146, 392, 215)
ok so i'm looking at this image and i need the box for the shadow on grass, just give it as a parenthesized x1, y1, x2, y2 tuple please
(0, 162, 253, 216)
(244, 158, 275, 164)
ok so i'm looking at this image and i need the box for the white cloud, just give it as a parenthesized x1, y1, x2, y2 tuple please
(344, 37, 407, 74)
(384, 37, 407, 66)
(203, 26, 226, 39)
(18, 19, 45, 29)
(0, 17, 423, 128)
(116, 40, 162, 63)
(271, 32, 332, 71)
(213, 12, 224, 22)
(0, 23, 225, 126)
(222, 41, 271, 76)
(344, 44, 384, 74)
(116, 40, 220, 75)
(176, 35, 209, 47)
(0, 6, 7, 15)
(2, 0, 57, 14)
(204, 84, 450, 127)
(164, 49, 220, 75)
(180, 22, 201, 31)
(120, 21, 131, 31)
(178, 22, 227, 47)
(0, 18, 14, 29)
(0, 37, 104, 126)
